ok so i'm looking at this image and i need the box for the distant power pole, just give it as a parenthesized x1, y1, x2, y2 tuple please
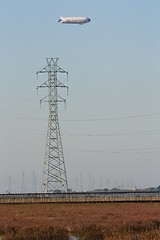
(21, 171, 26, 193)
(37, 58, 68, 193)
(31, 170, 37, 193)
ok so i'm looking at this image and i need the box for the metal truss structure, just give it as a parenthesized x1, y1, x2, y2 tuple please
(37, 58, 68, 193)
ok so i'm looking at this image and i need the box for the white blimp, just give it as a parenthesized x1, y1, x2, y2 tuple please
(58, 16, 91, 25)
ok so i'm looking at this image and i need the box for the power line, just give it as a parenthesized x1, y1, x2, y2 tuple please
(61, 112, 160, 122)
(66, 146, 160, 155)
(65, 129, 160, 137)
(1, 111, 160, 121)
(0, 113, 45, 121)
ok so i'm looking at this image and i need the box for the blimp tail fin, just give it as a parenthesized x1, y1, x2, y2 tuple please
(58, 16, 63, 22)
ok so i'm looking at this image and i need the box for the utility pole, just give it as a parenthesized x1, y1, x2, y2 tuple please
(37, 58, 68, 193)
(21, 171, 26, 193)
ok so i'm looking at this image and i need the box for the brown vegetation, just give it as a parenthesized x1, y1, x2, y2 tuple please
(0, 203, 160, 239)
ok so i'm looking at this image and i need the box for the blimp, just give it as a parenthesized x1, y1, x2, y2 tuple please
(58, 16, 91, 25)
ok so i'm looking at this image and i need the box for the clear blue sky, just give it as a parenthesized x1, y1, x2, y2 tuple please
(0, 0, 160, 192)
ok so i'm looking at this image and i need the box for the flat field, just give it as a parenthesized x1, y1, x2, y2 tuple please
(0, 203, 160, 239)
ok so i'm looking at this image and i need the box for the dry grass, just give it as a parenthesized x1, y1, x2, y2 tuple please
(3, 226, 69, 240)
(0, 203, 160, 239)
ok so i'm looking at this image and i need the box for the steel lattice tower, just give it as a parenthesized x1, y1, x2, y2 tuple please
(37, 58, 68, 193)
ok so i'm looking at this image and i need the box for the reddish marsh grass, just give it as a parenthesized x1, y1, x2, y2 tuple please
(0, 203, 160, 239)
(3, 226, 69, 240)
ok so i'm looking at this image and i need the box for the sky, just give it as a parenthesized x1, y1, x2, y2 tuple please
(0, 0, 160, 193)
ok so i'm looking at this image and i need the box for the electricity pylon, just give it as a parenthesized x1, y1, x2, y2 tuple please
(37, 58, 68, 193)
